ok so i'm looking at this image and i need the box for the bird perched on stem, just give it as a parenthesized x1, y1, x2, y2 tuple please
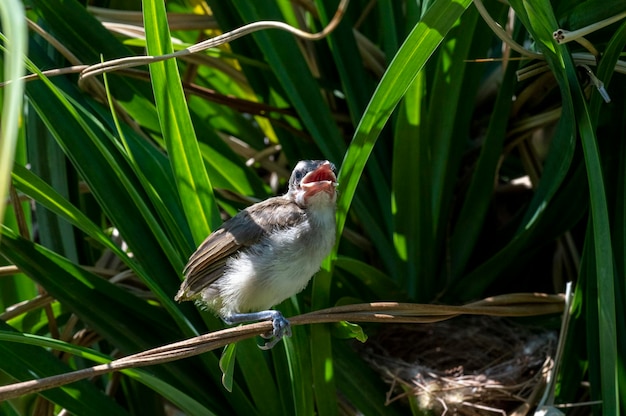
(176, 160, 338, 349)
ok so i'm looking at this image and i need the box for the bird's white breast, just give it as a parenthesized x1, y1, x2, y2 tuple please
(205, 204, 336, 317)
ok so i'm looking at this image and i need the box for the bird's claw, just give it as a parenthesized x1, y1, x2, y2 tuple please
(222, 310, 291, 350)
(259, 313, 291, 350)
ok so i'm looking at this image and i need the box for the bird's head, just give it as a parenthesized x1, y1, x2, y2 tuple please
(288, 160, 338, 207)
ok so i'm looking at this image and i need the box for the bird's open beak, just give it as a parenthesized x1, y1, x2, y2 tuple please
(301, 162, 338, 199)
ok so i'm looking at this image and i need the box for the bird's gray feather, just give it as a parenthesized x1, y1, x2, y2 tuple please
(175, 196, 307, 300)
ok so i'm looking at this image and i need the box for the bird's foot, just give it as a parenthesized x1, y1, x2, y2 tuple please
(259, 312, 291, 350)
(223, 310, 291, 349)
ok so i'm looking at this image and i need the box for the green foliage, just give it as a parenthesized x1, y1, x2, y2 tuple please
(1, 0, 625, 414)
(0, 0, 26, 229)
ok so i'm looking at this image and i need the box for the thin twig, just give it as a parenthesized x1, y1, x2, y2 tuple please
(0, 294, 54, 321)
(77, 0, 350, 86)
(473, 0, 543, 60)
(0, 293, 564, 401)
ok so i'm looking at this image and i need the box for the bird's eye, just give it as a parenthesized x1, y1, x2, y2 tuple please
(293, 170, 304, 183)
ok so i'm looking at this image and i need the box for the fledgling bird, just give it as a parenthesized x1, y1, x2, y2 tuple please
(175, 160, 338, 349)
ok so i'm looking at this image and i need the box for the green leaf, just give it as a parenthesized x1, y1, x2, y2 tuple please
(23, 42, 199, 334)
(316, 0, 374, 124)
(509, 0, 620, 411)
(219, 343, 237, 393)
(0, 226, 177, 352)
(449, 51, 518, 281)
(235, 339, 282, 416)
(273, 298, 314, 416)
(331, 321, 367, 343)
(0, 227, 222, 408)
(0, 1, 26, 227)
(0, 329, 218, 415)
(334, 341, 403, 416)
(142, 0, 221, 242)
(557, 0, 626, 30)
(26, 113, 79, 263)
(0, 322, 131, 415)
(575, 76, 620, 416)
(392, 73, 427, 296)
(229, 0, 346, 162)
(336, 0, 472, 244)
(323, 1, 471, 412)
(334, 256, 403, 300)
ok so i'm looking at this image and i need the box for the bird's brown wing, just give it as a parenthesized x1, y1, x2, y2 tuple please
(175, 197, 306, 301)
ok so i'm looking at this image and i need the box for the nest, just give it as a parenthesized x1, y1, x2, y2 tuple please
(361, 316, 557, 415)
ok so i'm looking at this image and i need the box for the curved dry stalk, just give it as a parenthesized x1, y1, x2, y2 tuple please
(553, 11, 626, 44)
(473, 0, 543, 60)
(77, 0, 350, 86)
(1, 0, 351, 137)
(0, 292, 564, 401)
(0, 66, 89, 88)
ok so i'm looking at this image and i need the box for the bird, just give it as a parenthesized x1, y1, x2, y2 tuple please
(175, 160, 338, 349)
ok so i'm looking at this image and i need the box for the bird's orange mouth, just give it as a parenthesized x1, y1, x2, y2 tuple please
(301, 162, 338, 198)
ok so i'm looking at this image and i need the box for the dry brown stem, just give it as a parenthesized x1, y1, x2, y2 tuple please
(0, 292, 563, 401)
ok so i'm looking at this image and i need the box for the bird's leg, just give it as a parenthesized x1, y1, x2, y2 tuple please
(223, 310, 291, 349)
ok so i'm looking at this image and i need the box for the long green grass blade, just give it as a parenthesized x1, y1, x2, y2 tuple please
(336, 0, 472, 241)
(0, 329, 217, 415)
(574, 80, 619, 416)
(392, 74, 426, 296)
(1, 226, 178, 351)
(510, 0, 620, 411)
(334, 341, 403, 416)
(30, 0, 161, 130)
(12, 164, 134, 267)
(0, 226, 224, 408)
(0, 1, 26, 228)
(310, 1, 471, 413)
(235, 340, 282, 415)
(449, 55, 517, 281)
(143, 0, 221, 243)
(272, 313, 314, 416)
(26, 115, 79, 263)
(603, 26, 626, 403)
(22, 43, 204, 334)
(316, 0, 373, 124)
(230, 1, 346, 162)
(506, 2, 575, 240)
(0, 323, 131, 415)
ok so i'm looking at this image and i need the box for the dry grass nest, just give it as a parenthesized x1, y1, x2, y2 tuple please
(360, 316, 557, 415)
